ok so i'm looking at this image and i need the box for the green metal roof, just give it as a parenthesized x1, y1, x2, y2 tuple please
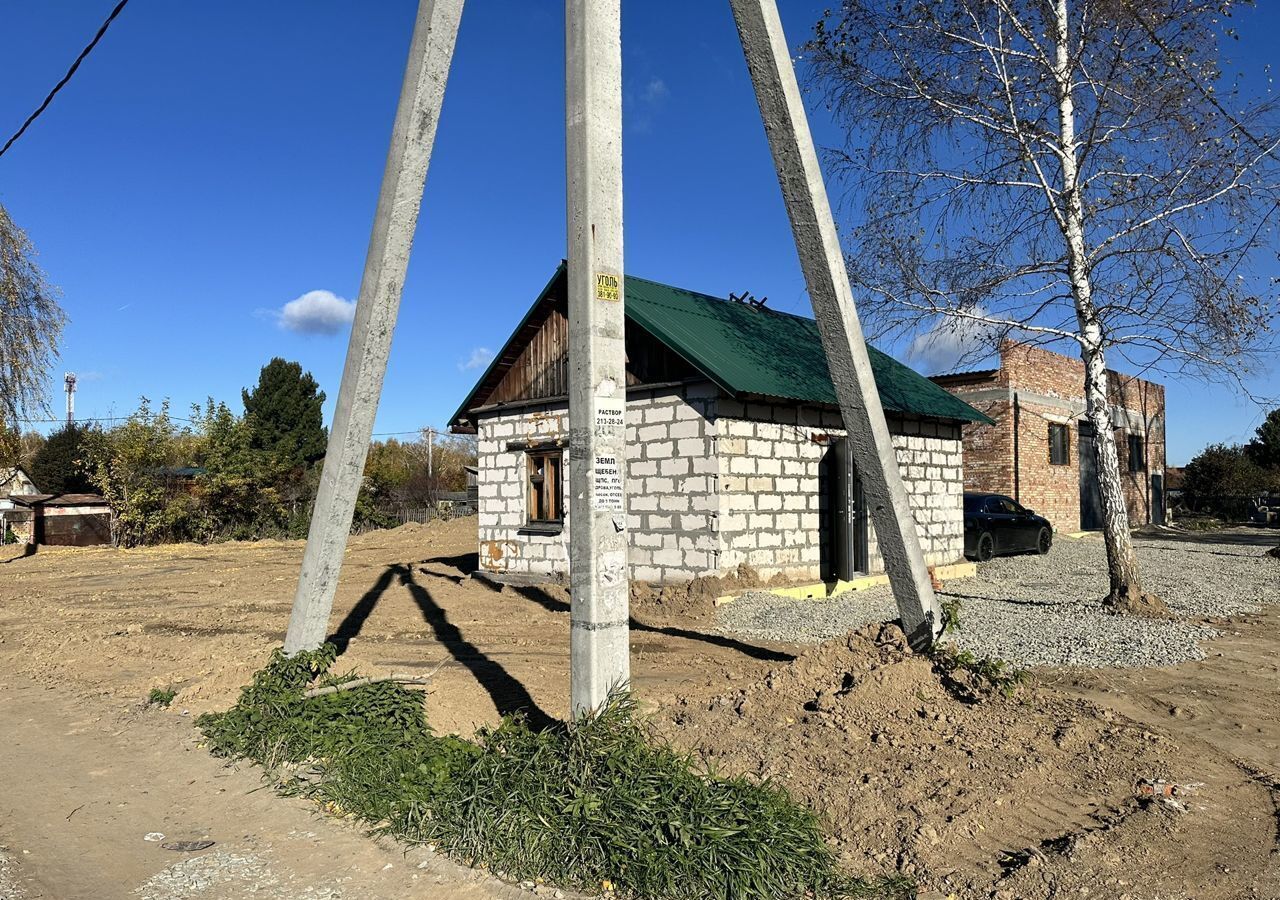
(451, 264, 993, 427)
(624, 274, 993, 424)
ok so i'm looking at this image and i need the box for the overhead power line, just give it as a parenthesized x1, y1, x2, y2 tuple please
(0, 0, 132, 161)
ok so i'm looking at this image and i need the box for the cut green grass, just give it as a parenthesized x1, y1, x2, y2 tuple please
(198, 646, 911, 900)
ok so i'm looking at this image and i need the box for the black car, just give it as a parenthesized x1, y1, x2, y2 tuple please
(963, 493, 1053, 561)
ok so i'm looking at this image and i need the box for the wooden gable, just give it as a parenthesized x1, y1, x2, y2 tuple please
(488, 297, 570, 405)
(485, 301, 700, 407)
(451, 265, 707, 430)
(469, 322, 698, 426)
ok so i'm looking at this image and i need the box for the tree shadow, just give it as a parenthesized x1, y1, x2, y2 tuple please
(1135, 528, 1279, 549)
(395, 564, 555, 730)
(510, 584, 795, 664)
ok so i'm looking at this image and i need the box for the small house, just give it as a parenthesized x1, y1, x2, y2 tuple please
(450, 265, 992, 586)
(7, 493, 113, 547)
(931, 341, 1167, 531)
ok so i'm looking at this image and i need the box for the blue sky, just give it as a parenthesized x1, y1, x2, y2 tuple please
(1, 1, 1275, 465)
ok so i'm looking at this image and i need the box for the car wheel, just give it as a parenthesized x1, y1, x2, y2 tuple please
(1036, 527, 1052, 555)
(976, 531, 995, 562)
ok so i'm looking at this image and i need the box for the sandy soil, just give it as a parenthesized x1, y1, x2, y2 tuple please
(1, 519, 1277, 899)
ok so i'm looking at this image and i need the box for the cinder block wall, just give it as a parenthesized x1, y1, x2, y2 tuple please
(474, 384, 718, 583)
(714, 400, 966, 581)
(475, 386, 966, 585)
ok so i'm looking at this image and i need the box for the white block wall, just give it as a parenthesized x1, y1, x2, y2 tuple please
(715, 399, 965, 580)
(473, 386, 966, 584)
(475, 384, 719, 583)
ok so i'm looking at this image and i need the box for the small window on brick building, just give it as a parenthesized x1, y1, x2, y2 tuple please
(1048, 423, 1070, 466)
(527, 449, 563, 525)
(1128, 434, 1146, 472)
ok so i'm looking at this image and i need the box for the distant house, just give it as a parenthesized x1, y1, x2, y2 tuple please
(0, 467, 39, 504)
(6, 493, 113, 547)
(0, 468, 41, 543)
(450, 264, 991, 585)
(931, 341, 1167, 532)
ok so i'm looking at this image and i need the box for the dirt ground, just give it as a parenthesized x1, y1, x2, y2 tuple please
(1, 519, 1277, 899)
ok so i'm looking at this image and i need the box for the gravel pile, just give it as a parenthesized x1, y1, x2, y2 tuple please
(717, 532, 1279, 669)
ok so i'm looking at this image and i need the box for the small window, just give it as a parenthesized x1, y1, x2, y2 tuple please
(527, 450, 563, 524)
(1128, 434, 1146, 473)
(1048, 423, 1070, 466)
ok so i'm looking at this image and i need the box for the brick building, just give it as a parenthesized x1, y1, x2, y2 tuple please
(931, 341, 1166, 532)
(449, 264, 990, 585)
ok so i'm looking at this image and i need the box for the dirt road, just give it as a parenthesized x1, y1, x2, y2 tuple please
(1, 519, 1277, 898)
(0, 670, 531, 899)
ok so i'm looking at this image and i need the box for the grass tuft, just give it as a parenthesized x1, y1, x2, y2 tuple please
(198, 646, 911, 900)
(147, 686, 177, 708)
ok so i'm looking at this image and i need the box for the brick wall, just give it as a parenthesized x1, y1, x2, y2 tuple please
(1110, 373, 1166, 525)
(933, 342, 1167, 532)
(626, 383, 720, 583)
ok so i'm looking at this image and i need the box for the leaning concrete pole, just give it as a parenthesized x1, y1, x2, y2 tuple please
(283, 0, 464, 654)
(565, 0, 630, 717)
(729, 0, 943, 648)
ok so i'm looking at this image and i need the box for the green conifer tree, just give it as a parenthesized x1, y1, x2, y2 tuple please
(241, 359, 327, 470)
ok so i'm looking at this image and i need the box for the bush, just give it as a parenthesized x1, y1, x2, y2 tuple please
(199, 647, 907, 900)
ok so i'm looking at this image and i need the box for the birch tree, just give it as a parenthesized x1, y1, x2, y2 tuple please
(1, 203, 65, 425)
(807, 0, 1280, 615)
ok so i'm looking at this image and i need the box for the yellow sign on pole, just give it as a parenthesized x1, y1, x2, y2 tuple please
(595, 273, 620, 301)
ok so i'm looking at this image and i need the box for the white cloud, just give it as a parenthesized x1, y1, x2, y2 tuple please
(277, 290, 356, 336)
(632, 77, 671, 135)
(459, 347, 494, 372)
(907, 311, 999, 375)
(642, 77, 670, 105)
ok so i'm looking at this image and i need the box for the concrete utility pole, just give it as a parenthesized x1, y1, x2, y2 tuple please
(283, 0, 465, 654)
(565, 0, 630, 717)
(729, 0, 943, 648)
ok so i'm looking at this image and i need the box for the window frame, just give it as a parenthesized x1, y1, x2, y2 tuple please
(525, 448, 564, 529)
(1048, 422, 1070, 466)
(1127, 433, 1146, 473)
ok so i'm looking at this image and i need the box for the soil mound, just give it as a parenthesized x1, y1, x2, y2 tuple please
(658, 623, 1248, 897)
(629, 564, 800, 623)
(630, 564, 767, 622)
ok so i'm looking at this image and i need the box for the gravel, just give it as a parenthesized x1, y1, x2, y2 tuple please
(0, 847, 25, 899)
(717, 531, 1279, 669)
(134, 850, 347, 900)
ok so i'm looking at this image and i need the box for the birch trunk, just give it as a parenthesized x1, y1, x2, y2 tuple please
(1052, 0, 1166, 616)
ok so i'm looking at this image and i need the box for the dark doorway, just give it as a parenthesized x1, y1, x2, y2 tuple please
(820, 438, 868, 581)
(1078, 423, 1103, 530)
(1150, 473, 1165, 526)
